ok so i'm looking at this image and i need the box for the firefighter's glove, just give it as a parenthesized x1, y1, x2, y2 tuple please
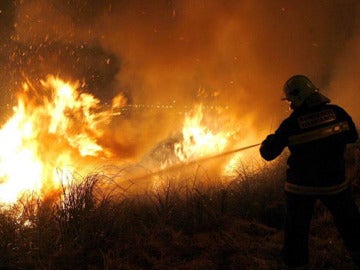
(260, 134, 283, 161)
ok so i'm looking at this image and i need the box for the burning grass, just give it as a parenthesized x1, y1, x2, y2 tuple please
(0, 142, 359, 270)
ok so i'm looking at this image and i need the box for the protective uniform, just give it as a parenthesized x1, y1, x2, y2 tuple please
(260, 75, 360, 269)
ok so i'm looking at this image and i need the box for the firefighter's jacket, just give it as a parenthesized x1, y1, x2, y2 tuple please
(260, 101, 358, 195)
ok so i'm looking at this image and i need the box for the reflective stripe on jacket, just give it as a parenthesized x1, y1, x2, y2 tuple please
(284, 179, 350, 195)
(288, 121, 350, 146)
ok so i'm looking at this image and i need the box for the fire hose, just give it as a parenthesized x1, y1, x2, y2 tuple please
(129, 143, 261, 182)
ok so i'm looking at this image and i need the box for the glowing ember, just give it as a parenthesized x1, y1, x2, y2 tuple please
(0, 75, 126, 204)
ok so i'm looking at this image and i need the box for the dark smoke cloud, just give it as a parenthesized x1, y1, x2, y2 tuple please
(1, 0, 359, 159)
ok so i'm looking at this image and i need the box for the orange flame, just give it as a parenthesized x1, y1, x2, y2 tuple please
(174, 104, 234, 161)
(173, 104, 259, 178)
(0, 75, 126, 204)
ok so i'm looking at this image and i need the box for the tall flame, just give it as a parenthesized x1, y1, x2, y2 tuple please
(0, 75, 126, 204)
(174, 104, 234, 161)
(173, 104, 258, 178)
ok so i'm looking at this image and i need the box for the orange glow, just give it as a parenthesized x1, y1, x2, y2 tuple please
(0, 75, 126, 204)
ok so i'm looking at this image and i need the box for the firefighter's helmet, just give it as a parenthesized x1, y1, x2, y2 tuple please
(283, 75, 329, 109)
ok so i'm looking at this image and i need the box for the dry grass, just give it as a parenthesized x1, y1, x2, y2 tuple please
(0, 142, 359, 269)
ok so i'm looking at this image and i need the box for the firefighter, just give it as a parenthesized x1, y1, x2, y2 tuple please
(260, 75, 360, 270)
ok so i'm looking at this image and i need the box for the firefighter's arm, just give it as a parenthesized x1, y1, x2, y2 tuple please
(339, 106, 359, 143)
(260, 133, 287, 161)
(346, 117, 358, 143)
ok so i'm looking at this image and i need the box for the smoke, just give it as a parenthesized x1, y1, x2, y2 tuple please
(328, 10, 360, 124)
(1, 0, 360, 160)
